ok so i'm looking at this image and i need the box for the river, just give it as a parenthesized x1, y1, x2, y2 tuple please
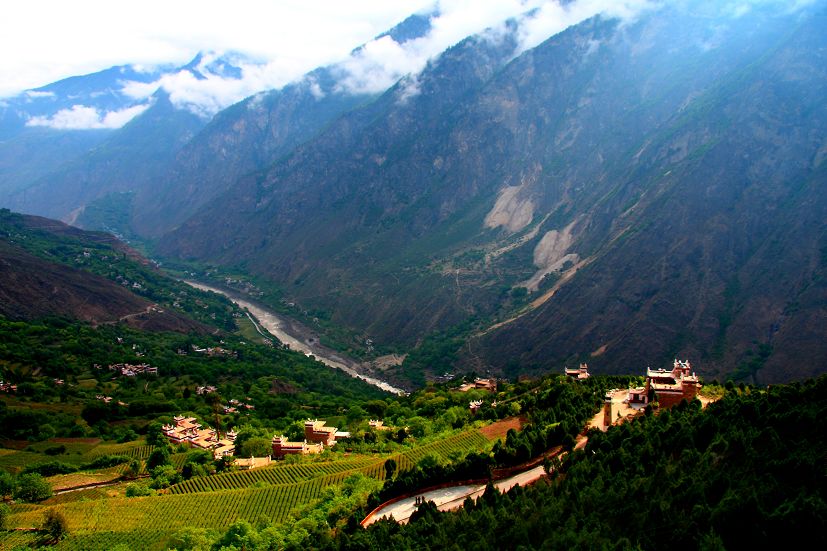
(184, 281, 406, 395)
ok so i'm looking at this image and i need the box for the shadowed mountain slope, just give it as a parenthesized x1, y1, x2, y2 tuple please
(158, 2, 827, 382)
(0, 210, 210, 332)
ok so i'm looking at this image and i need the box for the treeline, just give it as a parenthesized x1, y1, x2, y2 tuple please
(21, 455, 131, 477)
(335, 377, 827, 549)
(370, 376, 613, 506)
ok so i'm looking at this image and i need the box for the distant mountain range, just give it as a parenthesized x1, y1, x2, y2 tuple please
(1, 1, 826, 385)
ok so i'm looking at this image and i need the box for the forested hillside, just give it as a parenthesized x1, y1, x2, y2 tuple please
(198, 377, 827, 550)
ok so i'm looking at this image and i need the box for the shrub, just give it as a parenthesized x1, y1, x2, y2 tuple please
(41, 509, 68, 543)
(14, 473, 53, 502)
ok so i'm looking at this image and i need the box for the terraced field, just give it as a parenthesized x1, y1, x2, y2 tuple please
(168, 455, 381, 494)
(393, 430, 491, 471)
(1, 429, 494, 550)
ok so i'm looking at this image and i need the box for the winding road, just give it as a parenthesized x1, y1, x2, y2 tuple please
(363, 465, 549, 526)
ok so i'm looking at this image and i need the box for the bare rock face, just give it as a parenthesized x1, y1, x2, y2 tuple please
(485, 185, 535, 234)
(149, 3, 827, 382)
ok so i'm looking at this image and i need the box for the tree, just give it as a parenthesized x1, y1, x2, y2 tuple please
(145, 421, 167, 447)
(407, 416, 431, 438)
(41, 509, 68, 543)
(168, 526, 216, 550)
(124, 459, 141, 479)
(216, 519, 260, 550)
(14, 473, 52, 502)
(147, 445, 171, 470)
(149, 465, 182, 489)
(0, 503, 10, 531)
(125, 483, 154, 497)
(214, 455, 234, 473)
(346, 405, 368, 424)
(384, 458, 398, 480)
(237, 436, 272, 458)
(0, 471, 16, 499)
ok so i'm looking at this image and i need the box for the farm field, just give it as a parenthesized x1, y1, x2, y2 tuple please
(0, 428, 494, 549)
(0, 438, 155, 475)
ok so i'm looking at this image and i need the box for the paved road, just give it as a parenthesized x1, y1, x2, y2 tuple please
(365, 485, 484, 525)
(365, 465, 550, 525)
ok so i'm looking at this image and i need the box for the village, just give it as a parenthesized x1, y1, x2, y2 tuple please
(160, 417, 352, 466)
(157, 360, 704, 469)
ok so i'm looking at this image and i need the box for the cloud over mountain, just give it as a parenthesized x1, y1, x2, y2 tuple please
(26, 103, 151, 130)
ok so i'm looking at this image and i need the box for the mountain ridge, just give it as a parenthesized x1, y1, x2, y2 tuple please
(158, 2, 827, 383)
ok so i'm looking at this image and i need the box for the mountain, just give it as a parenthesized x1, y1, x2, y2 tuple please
(7, 92, 204, 228)
(0, 53, 256, 225)
(0, 209, 212, 333)
(0, 15, 435, 238)
(129, 13, 434, 238)
(0, 63, 170, 140)
(158, 1, 827, 384)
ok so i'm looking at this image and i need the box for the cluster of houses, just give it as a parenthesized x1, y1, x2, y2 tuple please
(191, 345, 236, 358)
(161, 416, 352, 463)
(196, 385, 217, 395)
(457, 378, 497, 392)
(453, 378, 500, 414)
(564, 363, 591, 380)
(94, 363, 159, 377)
(223, 399, 255, 414)
(161, 416, 237, 460)
(95, 394, 128, 406)
(0, 381, 17, 394)
(598, 359, 703, 429)
(565, 360, 701, 409)
(271, 419, 350, 459)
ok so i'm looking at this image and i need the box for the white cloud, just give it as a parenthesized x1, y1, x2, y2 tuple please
(119, 80, 158, 101)
(2, 0, 809, 117)
(24, 90, 55, 99)
(0, 0, 435, 98)
(515, 0, 659, 55)
(26, 103, 150, 130)
(331, 0, 657, 97)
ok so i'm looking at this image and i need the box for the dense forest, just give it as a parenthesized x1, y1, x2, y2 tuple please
(0, 314, 389, 443)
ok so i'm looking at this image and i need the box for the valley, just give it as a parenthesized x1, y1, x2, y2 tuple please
(0, 1, 826, 549)
(184, 280, 406, 395)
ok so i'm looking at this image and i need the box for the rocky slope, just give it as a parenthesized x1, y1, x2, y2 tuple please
(129, 13, 434, 238)
(159, 2, 827, 383)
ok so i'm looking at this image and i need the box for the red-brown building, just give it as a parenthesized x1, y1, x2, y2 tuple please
(565, 363, 591, 380)
(271, 435, 322, 459)
(649, 359, 701, 407)
(627, 359, 701, 408)
(161, 415, 236, 459)
(304, 419, 338, 446)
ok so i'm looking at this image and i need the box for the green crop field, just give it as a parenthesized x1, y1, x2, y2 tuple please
(167, 455, 380, 494)
(393, 429, 491, 471)
(42, 486, 115, 506)
(0, 429, 493, 550)
(45, 471, 122, 491)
